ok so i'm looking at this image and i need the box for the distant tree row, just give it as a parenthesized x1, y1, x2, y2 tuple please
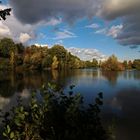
(0, 38, 139, 71)
(101, 55, 140, 71)
(0, 38, 99, 70)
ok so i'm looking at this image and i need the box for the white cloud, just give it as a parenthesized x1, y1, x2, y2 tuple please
(100, 0, 140, 46)
(107, 24, 123, 38)
(55, 40, 63, 45)
(95, 24, 123, 38)
(0, 4, 61, 43)
(19, 33, 31, 43)
(34, 43, 48, 47)
(0, 22, 11, 37)
(85, 23, 100, 29)
(54, 29, 77, 40)
(44, 18, 62, 26)
(67, 47, 106, 61)
(95, 28, 107, 34)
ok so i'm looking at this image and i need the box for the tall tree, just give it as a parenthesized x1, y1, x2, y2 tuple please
(0, 38, 15, 57)
(101, 55, 124, 71)
(92, 58, 98, 67)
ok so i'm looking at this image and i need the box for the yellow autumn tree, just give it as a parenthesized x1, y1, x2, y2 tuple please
(10, 51, 15, 70)
(52, 56, 59, 70)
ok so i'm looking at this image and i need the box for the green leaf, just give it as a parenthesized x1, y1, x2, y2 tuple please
(7, 125, 10, 133)
(20, 106, 24, 112)
(14, 119, 21, 126)
(19, 114, 25, 120)
(3, 132, 7, 137)
(10, 132, 14, 139)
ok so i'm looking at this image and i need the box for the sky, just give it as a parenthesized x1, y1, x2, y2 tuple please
(0, 0, 140, 61)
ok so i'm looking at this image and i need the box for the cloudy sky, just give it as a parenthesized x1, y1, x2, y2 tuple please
(0, 0, 140, 61)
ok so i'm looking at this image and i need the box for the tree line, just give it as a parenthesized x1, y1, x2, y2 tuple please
(0, 38, 139, 71)
(0, 38, 98, 70)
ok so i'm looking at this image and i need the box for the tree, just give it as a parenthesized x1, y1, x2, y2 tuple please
(85, 61, 93, 68)
(30, 52, 43, 69)
(123, 60, 128, 69)
(52, 55, 59, 70)
(128, 60, 132, 69)
(42, 55, 53, 69)
(0, 38, 15, 57)
(101, 54, 124, 71)
(133, 59, 140, 70)
(15, 43, 24, 54)
(92, 58, 98, 67)
(49, 45, 67, 69)
(10, 51, 15, 70)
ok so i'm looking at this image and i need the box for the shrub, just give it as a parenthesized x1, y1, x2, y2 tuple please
(0, 84, 109, 140)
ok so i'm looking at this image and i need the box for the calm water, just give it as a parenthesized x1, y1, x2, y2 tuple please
(0, 69, 140, 140)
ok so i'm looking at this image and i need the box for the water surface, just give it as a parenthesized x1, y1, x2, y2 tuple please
(0, 69, 140, 140)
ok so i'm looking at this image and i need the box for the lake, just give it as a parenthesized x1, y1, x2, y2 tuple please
(0, 69, 140, 140)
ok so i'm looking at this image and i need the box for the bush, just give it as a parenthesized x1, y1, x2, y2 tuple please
(0, 84, 109, 140)
(0, 58, 11, 70)
(101, 55, 124, 71)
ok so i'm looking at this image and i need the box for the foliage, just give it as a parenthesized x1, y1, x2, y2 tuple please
(133, 59, 140, 70)
(101, 55, 125, 71)
(0, 8, 11, 20)
(51, 56, 59, 70)
(123, 60, 128, 69)
(42, 55, 53, 69)
(49, 45, 67, 62)
(10, 51, 15, 69)
(0, 38, 15, 57)
(0, 38, 139, 71)
(30, 52, 43, 70)
(0, 84, 109, 140)
(0, 58, 10, 70)
(92, 58, 98, 67)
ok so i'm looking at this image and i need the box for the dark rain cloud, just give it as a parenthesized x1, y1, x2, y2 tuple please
(101, 0, 140, 47)
(129, 45, 139, 49)
(9, 0, 102, 24)
(9, 0, 140, 47)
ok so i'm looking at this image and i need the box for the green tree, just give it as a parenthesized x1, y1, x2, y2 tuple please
(127, 60, 132, 69)
(42, 55, 53, 69)
(85, 61, 93, 68)
(123, 60, 128, 69)
(0, 38, 15, 57)
(15, 43, 24, 54)
(49, 45, 67, 69)
(133, 59, 140, 70)
(30, 52, 43, 69)
(92, 58, 98, 67)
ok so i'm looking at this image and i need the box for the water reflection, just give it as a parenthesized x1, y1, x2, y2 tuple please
(0, 69, 140, 139)
(0, 69, 139, 98)
(107, 88, 140, 140)
(101, 71, 119, 86)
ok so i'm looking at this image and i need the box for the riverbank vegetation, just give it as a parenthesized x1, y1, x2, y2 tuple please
(0, 84, 111, 140)
(0, 38, 140, 71)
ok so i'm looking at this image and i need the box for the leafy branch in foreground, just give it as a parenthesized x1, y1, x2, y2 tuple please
(0, 84, 109, 140)
(0, 1, 11, 20)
